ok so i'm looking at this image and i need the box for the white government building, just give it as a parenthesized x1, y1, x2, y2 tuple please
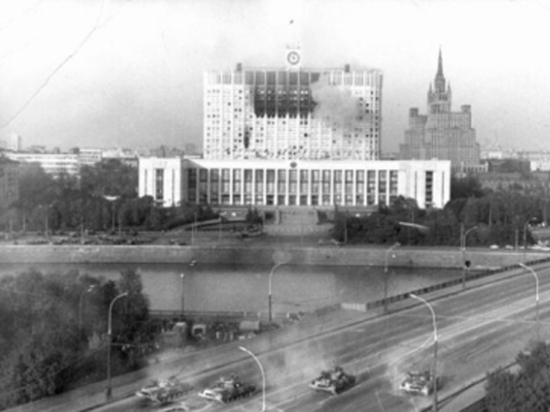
(139, 47, 451, 211)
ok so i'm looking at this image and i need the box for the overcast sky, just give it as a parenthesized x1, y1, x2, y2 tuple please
(1, 0, 550, 153)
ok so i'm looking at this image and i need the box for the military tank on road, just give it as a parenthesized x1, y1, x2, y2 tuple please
(399, 371, 436, 396)
(198, 374, 256, 403)
(309, 366, 356, 395)
(135, 376, 192, 404)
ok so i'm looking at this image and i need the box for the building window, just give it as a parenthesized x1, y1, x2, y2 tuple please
(277, 170, 287, 193)
(233, 169, 242, 193)
(367, 170, 375, 205)
(289, 170, 297, 194)
(300, 170, 309, 194)
(222, 168, 230, 193)
(211, 169, 219, 196)
(389, 170, 398, 205)
(311, 170, 320, 194)
(356, 170, 364, 194)
(345, 170, 353, 195)
(322, 170, 331, 195)
(426, 171, 434, 207)
(333, 170, 342, 197)
(187, 169, 196, 203)
(244, 169, 253, 194)
(266, 170, 275, 194)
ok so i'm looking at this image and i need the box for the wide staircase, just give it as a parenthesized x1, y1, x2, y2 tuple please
(264, 207, 330, 236)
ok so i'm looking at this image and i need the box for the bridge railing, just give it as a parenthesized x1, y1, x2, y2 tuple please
(366, 256, 550, 311)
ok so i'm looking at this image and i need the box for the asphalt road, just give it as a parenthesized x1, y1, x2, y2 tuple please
(65, 261, 549, 412)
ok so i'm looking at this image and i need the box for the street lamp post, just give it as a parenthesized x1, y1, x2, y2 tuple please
(180, 273, 185, 318)
(383, 242, 400, 313)
(79, 285, 97, 331)
(179, 260, 196, 320)
(523, 217, 537, 252)
(268, 262, 284, 326)
(461, 226, 477, 289)
(409, 293, 438, 412)
(519, 263, 540, 341)
(38, 204, 54, 239)
(106, 292, 128, 400)
(239, 346, 266, 412)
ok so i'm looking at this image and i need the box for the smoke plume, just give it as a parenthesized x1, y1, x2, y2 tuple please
(310, 75, 362, 131)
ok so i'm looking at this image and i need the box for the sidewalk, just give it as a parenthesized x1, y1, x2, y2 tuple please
(439, 382, 486, 412)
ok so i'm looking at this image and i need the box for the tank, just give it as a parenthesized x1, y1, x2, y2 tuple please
(399, 371, 436, 396)
(198, 374, 256, 403)
(135, 376, 192, 404)
(309, 366, 356, 395)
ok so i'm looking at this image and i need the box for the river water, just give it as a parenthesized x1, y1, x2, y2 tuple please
(0, 262, 462, 316)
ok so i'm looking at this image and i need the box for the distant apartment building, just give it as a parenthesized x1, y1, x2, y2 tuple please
(400, 51, 482, 174)
(101, 147, 138, 168)
(0, 157, 19, 210)
(4, 152, 79, 176)
(78, 148, 103, 166)
(7, 132, 22, 152)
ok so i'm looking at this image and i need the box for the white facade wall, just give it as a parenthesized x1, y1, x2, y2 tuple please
(138, 157, 184, 207)
(139, 157, 451, 209)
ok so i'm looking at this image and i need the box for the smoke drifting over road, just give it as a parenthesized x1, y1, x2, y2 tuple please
(310, 75, 361, 131)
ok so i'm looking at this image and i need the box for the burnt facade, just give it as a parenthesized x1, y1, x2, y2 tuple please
(203, 64, 383, 161)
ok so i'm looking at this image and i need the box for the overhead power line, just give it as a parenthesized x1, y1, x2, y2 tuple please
(0, 0, 45, 34)
(1, 0, 108, 130)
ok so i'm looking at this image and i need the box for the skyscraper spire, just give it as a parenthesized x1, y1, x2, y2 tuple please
(428, 48, 451, 113)
(433, 47, 446, 94)
(437, 47, 444, 78)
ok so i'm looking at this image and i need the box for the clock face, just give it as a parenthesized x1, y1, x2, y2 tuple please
(287, 51, 301, 65)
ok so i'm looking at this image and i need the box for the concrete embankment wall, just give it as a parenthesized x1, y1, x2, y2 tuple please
(0, 244, 544, 269)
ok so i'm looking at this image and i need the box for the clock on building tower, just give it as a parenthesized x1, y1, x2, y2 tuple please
(286, 49, 301, 69)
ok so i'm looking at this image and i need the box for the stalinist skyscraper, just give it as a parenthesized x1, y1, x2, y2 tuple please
(399, 50, 480, 173)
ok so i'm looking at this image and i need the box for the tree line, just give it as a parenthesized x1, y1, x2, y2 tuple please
(0, 159, 218, 235)
(332, 175, 550, 247)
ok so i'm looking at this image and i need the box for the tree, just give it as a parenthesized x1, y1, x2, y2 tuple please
(451, 175, 486, 200)
(485, 342, 550, 411)
(80, 159, 137, 199)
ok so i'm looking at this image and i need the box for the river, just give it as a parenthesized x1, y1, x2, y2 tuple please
(0, 262, 462, 316)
